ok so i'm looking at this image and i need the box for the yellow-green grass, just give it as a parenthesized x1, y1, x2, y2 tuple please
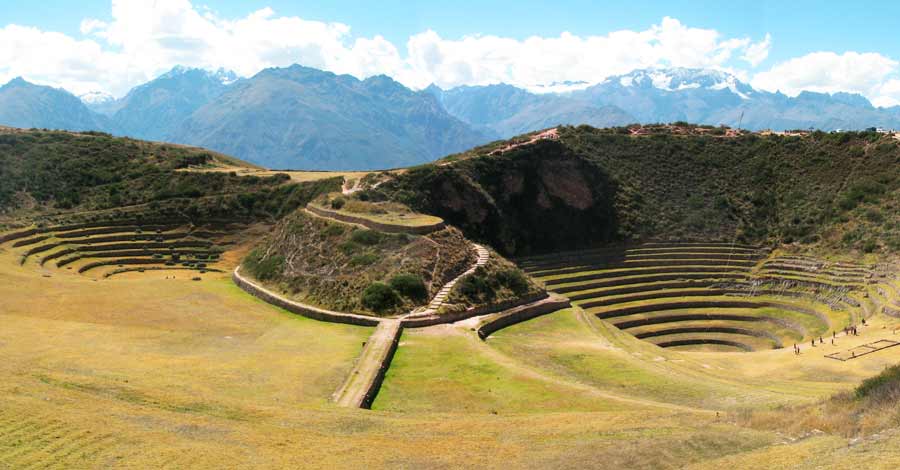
(372, 324, 636, 413)
(3, 236, 900, 468)
(487, 308, 900, 411)
(0, 245, 796, 468)
(646, 332, 774, 351)
(626, 317, 800, 347)
(585, 295, 848, 327)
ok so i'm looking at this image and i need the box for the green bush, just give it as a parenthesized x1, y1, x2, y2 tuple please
(496, 269, 530, 295)
(331, 196, 346, 209)
(361, 282, 400, 312)
(244, 249, 285, 281)
(856, 364, 900, 400)
(323, 224, 345, 237)
(351, 229, 381, 246)
(338, 241, 360, 255)
(457, 268, 496, 303)
(389, 274, 428, 301)
(350, 253, 378, 266)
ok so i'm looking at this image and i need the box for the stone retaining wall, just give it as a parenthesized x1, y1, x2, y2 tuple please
(307, 205, 445, 235)
(400, 292, 549, 328)
(554, 273, 747, 294)
(232, 267, 380, 327)
(594, 299, 828, 325)
(545, 267, 741, 287)
(566, 280, 718, 302)
(614, 313, 805, 337)
(656, 338, 753, 351)
(476, 296, 571, 339)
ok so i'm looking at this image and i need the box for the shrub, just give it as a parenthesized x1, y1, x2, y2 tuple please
(862, 240, 878, 253)
(244, 249, 285, 281)
(389, 274, 427, 301)
(351, 229, 381, 246)
(457, 269, 496, 303)
(496, 269, 530, 295)
(323, 224, 345, 237)
(350, 253, 378, 266)
(338, 241, 360, 255)
(856, 364, 900, 401)
(361, 282, 400, 312)
(331, 196, 346, 210)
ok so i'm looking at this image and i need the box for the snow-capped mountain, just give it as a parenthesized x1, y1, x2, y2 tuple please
(160, 65, 239, 86)
(79, 91, 120, 116)
(79, 91, 115, 105)
(110, 66, 241, 141)
(607, 68, 754, 98)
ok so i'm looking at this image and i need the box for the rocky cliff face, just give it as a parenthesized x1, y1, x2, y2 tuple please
(373, 139, 619, 255)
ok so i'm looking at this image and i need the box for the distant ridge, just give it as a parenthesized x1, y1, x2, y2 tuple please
(2, 65, 900, 170)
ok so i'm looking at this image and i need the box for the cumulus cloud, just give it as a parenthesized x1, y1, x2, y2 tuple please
(742, 33, 771, 67)
(9, 0, 899, 107)
(751, 51, 900, 106)
(0, 1, 776, 97)
(399, 17, 769, 90)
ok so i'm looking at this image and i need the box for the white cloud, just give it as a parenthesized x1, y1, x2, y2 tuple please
(399, 17, 768, 90)
(79, 19, 108, 35)
(742, 33, 771, 67)
(752, 51, 899, 104)
(0, 1, 774, 98)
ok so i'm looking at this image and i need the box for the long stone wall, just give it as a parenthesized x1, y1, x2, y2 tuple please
(566, 280, 718, 302)
(232, 267, 381, 327)
(545, 266, 742, 287)
(476, 295, 572, 339)
(594, 299, 829, 326)
(307, 205, 445, 235)
(554, 272, 747, 294)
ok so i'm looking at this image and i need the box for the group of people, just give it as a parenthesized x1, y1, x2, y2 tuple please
(793, 322, 867, 355)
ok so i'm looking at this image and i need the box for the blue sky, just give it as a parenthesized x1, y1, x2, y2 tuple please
(5, 0, 896, 64)
(3, 0, 900, 106)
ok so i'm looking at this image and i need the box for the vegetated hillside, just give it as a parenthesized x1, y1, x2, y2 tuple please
(242, 208, 476, 316)
(111, 66, 239, 141)
(0, 78, 116, 133)
(429, 83, 635, 138)
(0, 128, 339, 224)
(370, 125, 900, 256)
(172, 65, 489, 170)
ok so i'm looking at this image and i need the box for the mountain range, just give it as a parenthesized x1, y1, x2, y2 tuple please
(3, 66, 900, 169)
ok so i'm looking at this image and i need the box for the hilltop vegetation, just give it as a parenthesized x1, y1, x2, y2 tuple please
(242, 208, 476, 315)
(0, 128, 339, 224)
(370, 125, 900, 256)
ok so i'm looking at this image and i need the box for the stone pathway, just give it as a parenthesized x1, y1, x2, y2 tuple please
(407, 243, 489, 319)
(333, 319, 402, 408)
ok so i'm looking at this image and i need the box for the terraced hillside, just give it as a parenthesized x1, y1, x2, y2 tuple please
(0, 218, 245, 278)
(521, 243, 870, 352)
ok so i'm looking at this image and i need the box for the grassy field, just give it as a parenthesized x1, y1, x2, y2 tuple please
(3, 238, 900, 467)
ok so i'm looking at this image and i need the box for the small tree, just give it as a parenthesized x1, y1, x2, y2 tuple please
(389, 274, 427, 301)
(361, 282, 400, 313)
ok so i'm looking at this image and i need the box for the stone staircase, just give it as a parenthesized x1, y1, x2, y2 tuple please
(408, 243, 489, 318)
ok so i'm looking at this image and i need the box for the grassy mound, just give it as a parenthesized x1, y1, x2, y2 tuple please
(241, 209, 475, 316)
